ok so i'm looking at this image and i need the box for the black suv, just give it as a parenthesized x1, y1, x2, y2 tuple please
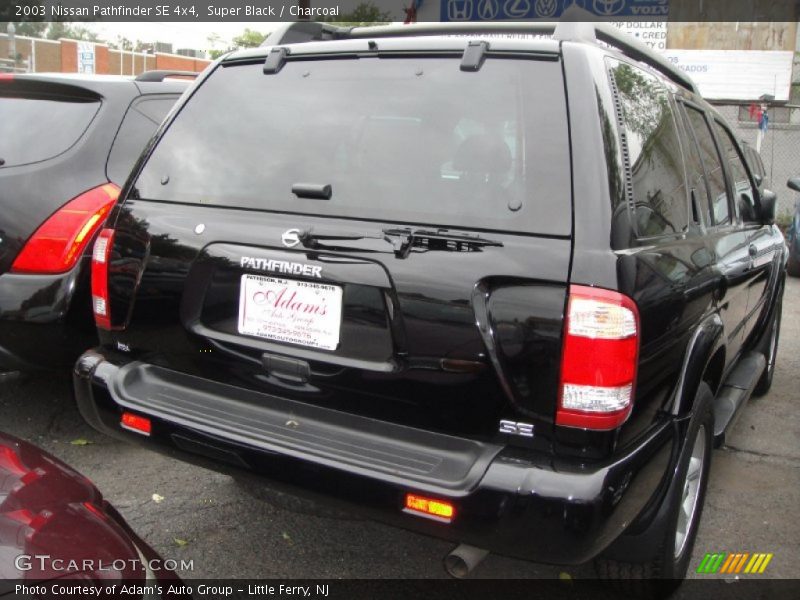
(0, 71, 190, 374)
(74, 21, 787, 586)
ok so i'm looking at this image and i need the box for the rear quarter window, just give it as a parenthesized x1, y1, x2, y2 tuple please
(132, 56, 572, 236)
(609, 60, 689, 238)
(0, 94, 100, 168)
(106, 95, 179, 185)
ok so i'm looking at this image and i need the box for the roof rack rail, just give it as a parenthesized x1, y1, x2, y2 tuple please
(590, 22, 697, 93)
(135, 70, 199, 82)
(262, 12, 697, 95)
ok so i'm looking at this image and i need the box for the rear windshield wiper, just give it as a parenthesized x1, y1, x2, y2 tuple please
(382, 227, 503, 258)
(295, 227, 502, 258)
(296, 228, 384, 249)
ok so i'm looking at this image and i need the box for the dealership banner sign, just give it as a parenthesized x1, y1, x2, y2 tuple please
(77, 41, 96, 74)
(441, 0, 668, 21)
(662, 50, 794, 102)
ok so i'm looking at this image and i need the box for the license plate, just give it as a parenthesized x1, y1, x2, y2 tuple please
(237, 274, 343, 351)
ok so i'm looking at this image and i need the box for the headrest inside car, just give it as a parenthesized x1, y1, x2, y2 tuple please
(453, 134, 512, 175)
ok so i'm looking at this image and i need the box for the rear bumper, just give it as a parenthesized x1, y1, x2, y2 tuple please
(74, 350, 676, 566)
(0, 260, 96, 371)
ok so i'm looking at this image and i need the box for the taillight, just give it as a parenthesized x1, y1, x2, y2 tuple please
(10, 183, 120, 274)
(557, 285, 640, 430)
(0, 446, 28, 477)
(6, 508, 54, 542)
(0, 74, 14, 81)
(82, 501, 109, 520)
(91, 228, 115, 330)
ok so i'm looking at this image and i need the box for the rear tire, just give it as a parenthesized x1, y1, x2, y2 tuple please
(753, 296, 782, 397)
(787, 253, 800, 277)
(594, 383, 714, 597)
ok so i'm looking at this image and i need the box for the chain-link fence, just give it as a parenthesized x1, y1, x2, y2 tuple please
(716, 104, 800, 223)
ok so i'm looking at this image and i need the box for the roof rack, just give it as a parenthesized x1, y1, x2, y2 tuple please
(262, 11, 698, 95)
(134, 70, 199, 82)
(590, 22, 697, 93)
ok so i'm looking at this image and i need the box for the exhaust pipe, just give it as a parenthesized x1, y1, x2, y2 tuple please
(443, 544, 489, 578)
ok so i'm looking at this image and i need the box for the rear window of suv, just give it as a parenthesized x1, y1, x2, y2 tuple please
(132, 57, 571, 235)
(0, 94, 100, 167)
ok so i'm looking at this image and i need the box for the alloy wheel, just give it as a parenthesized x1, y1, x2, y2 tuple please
(675, 425, 707, 558)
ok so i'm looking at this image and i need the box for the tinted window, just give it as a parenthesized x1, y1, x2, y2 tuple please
(683, 106, 730, 226)
(610, 61, 688, 238)
(107, 96, 178, 185)
(675, 104, 711, 226)
(743, 145, 765, 181)
(753, 151, 766, 180)
(712, 121, 758, 222)
(0, 94, 99, 167)
(133, 58, 571, 235)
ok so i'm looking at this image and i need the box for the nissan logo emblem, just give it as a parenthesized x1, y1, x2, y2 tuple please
(282, 228, 301, 248)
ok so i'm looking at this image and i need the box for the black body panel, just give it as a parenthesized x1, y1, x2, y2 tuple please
(105, 201, 570, 444)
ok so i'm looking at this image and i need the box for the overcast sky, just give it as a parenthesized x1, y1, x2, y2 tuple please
(82, 22, 279, 51)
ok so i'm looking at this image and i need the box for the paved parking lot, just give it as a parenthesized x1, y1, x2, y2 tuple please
(2, 277, 798, 581)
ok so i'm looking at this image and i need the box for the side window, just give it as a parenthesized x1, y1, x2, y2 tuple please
(610, 61, 689, 238)
(682, 106, 731, 226)
(106, 96, 178, 185)
(745, 145, 766, 183)
(755, 152, 766, 182)
(712, 120, 759, 223)
(675, 103, 712, 226)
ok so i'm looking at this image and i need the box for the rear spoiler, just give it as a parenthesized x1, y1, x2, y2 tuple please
(135, 70, 199, 82)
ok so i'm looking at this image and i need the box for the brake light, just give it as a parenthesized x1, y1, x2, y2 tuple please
(557, 285, 640, 430)
(404, 493, 455, 522)
(0, 74, 14, 81)
(6, 508, 54, 542)
(120, 412, 151, 436)
(0, 446, 28, 477)
(11, 183, 120, 274)
(91, 228, 115, 330)
(20, 469, 42, 486)
(82, 501, 108, 520)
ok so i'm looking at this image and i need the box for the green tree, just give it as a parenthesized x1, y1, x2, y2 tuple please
(2, 21, 103, 42)
(1, 21, 48, 38)
(206, 33, 232, 60)
(109, 36, 133, 51)
(107, 36, 152, 52)
(232, 28, 268, 48)
(208, 48, 230, 60)
(46, 23, 101, 42)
